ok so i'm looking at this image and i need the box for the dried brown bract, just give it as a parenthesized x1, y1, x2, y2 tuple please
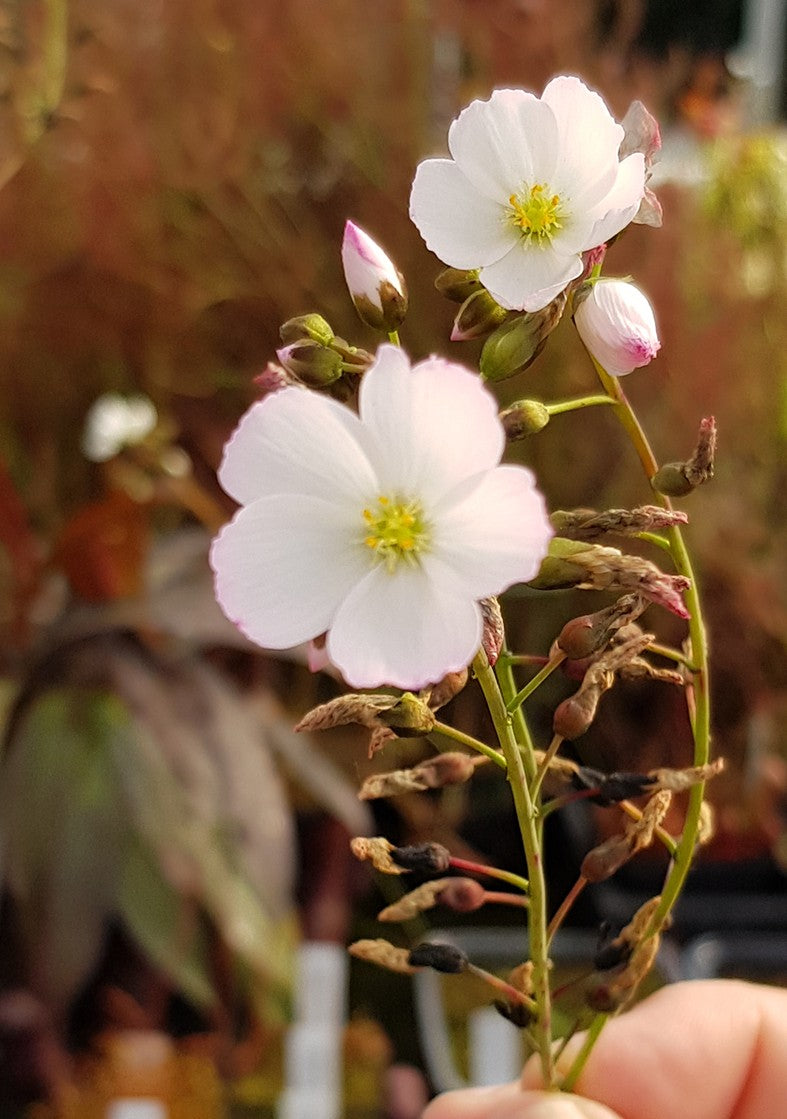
(350, 836, 404, 875)
(358, 751, 487, 800)
(349, 938, 417, 975)
(551, 505, 688, 541)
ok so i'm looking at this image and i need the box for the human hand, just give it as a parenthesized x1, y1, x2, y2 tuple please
(422, 979, 787, 1119)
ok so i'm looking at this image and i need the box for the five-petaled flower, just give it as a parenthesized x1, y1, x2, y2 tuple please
(210, 345, 553, 689)
(409, 76, 646, 313)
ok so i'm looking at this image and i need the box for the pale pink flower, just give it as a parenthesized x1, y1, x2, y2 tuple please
(574, 279, 660, 377)
(409, 77, 646, 313)
(211, 345, 553, 689)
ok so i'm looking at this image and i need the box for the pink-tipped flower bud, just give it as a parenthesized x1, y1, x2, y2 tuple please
(574, 279, 660, 378)
(341, 220, 408, 333)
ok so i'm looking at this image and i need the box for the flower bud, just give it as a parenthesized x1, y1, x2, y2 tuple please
(500, 399, 550, 439)
(434, 267, 481, 303)
(279, 313, 335, 347)
(450, 289, 508, 341)
(480, 292, 566, 381)
(276, 340, 344, 387)
(573, 279, 660, 377)
(341, 220, 408, 332)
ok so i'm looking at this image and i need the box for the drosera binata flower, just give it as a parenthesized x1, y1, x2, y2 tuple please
(409, 76, 646, 313)
(210, 344, 553, 689)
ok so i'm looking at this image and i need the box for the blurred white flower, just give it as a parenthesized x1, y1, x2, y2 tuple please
(409, 77, 646, 313)
(82, 393, 158, 462)
(210, 345, 552, 689)
(574, 279, 660, 377)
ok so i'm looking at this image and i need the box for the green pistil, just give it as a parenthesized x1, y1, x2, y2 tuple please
(362, 495, 429, 571)
(509, 183, 563, 244)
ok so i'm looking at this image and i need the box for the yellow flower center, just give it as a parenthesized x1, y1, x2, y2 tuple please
(362, 495, 430, 571)
(508, 184, 564, 244)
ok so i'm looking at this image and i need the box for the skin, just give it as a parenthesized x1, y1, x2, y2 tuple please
(422, 980, 787, 1119)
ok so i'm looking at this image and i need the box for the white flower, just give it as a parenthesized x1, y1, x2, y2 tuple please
(210, 345, 553, 689)
(81, 393, 158, 462)
(341, 220, 407, 332)
(409, 77, 646, 313)
(574, 279, 660, 377)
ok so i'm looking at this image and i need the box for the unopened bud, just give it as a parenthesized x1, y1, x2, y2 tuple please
(276, 339, 344, 387)
(279, 313, 335, 347)
(450, 289, 508, 341)
(408, 942, 468, 974)
(479, 291, 566, 381)
(500, 399, 550, 439)
(574, 279, 660, 377)
(341, 220, 408, 332)
(434, 267, 482, 303)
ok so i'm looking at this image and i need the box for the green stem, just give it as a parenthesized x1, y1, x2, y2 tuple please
(430, 721, 506, 768)
(546, 394, 616, 415)
(506, 651, 567, 714)
(473, 650, 554, 1086)
(560, 351, 712, 1094)
(388, 329, 401, 345)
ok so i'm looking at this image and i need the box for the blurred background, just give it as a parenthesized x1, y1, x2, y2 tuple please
(0, 1, 785, 1116)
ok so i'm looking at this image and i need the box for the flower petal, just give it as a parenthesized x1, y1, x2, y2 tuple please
(447, 89, 559, 200)
(479, 242, 583, 312)
(585, 153, 646, 247)
(327, 563, 482, 689)
(359, 345, 504, 502)
(433, 465, 553, 598)
(409, 159, 514, 269)
(218, 387, 378, 506)
(543, 76, 624, 207)
(210, 494, 369, 649)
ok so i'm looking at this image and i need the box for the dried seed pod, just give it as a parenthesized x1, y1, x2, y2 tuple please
(581, 833, 634, 883)
(480, 597, 505, 666)
(494, 999, 533, 1028)
(408, 942, 468, 974)
(550, 505, 688, 541)
(508, 960, 535, 997)
(436, 878, 487, 913)
(646, 757, 724, 793)
(296, 692, 398, 733)
(390, 842, 451, 874)
(425, 668, 469, 711)
(556, 594, 646, 660)
(349, 939, 417, 975)
(350, 836, 404, 875)
(358, 752, 486, 800)
(587, 934, 660, 1012)
(378, 879, 454, 922)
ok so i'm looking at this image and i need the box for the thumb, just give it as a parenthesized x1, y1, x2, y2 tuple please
(423, 1085, 622, 1119)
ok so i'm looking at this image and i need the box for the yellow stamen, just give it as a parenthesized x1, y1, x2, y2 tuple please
(508, 183, 564, 244)
(362, 495, 430, 571)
